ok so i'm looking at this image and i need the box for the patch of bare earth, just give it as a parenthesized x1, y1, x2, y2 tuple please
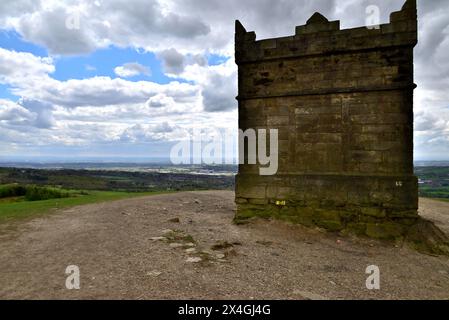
(0, 191, 448, 300)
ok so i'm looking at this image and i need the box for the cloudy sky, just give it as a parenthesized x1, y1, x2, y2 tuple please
(0, 0, 448, 162)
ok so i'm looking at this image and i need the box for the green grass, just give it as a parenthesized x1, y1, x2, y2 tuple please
(0, 190, 169, 223)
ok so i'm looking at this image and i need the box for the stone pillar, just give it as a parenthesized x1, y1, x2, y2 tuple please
(235, 0, 420, 240)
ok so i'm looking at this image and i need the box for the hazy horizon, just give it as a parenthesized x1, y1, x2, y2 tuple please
(0, 157, 448, 165)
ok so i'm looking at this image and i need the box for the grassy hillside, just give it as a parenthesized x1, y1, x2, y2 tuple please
(0, 189, 168, 223)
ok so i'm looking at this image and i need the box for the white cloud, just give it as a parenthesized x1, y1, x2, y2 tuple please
(158, 48, 185, 74)
(114, 62, 151, 78)
(157, 48, 208, 75)
(0, 0, 40, 25)
(0, 99, 33, 122)
(0, 99, 55, 129)
(1, 0, 211, 56)
(119, 122, 178, 143)
(179, 58, 237, 112)
(0, 47, 54, 84)
(19, 99, 56, 129)
(146, 93, 175, 109)
(9, 75, 199, 109)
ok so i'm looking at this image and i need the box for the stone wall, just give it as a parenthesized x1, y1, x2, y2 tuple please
(235, 0, 419, 239)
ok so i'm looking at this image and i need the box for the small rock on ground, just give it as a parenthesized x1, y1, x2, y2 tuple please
(169, 243, 184, 248)
(146, 271, 162, 277)
(150, 237, 166, 241)
(186, 257, 202, 263)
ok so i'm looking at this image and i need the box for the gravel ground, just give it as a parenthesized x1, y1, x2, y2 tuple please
(0, 191, 448, 300)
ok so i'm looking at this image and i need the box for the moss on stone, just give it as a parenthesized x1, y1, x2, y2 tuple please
(360, 207, 386, 218)
(313, 209, 342, 222)
(280, 206, 297, 216)
(405, 219, 449, 256)
(348, 223, 367, 236)
(365, 222, 405, 240)
(234, 204, 279, 223)
(394, 217, 419, 226)
(388, 210, 419, 219)
(292, 207, 316, 227)
(315, 220, 344, 232)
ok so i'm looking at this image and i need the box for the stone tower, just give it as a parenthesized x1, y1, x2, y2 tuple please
(235, 0, 419, 239)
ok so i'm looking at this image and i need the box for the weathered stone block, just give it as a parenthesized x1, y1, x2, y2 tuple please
(235, 198, 248, 204)
(249, 198, 269, 205)
(361, 207, 387, 218)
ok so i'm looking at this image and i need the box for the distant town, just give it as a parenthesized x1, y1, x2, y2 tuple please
(0, 161, 448, 199)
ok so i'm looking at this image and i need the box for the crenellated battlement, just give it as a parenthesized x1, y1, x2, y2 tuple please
(236, 0, 417, 64)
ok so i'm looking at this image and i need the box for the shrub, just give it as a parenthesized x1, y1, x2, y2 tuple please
(0, 184, 27, 198)
(24, 186, 70, 201)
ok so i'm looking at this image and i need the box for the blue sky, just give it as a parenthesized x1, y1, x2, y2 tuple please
(0, 29, 227, 86)
(0, 0, 448, 162)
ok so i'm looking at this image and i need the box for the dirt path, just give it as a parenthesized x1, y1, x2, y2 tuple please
(419, 198, 449, 235)
(0, 191, 448, 300)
